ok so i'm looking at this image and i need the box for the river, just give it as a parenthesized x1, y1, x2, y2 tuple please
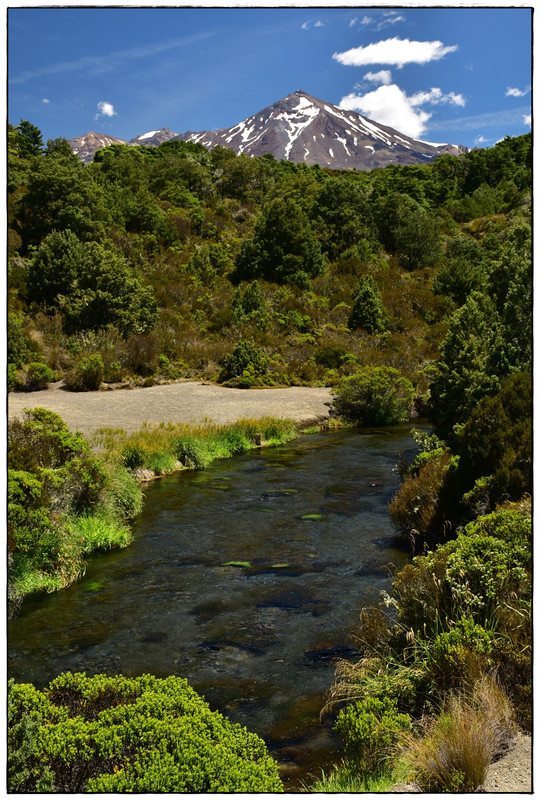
(8, 425, 420, 790)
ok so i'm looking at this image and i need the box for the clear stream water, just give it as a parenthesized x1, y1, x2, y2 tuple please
(8, 426, 421, 790)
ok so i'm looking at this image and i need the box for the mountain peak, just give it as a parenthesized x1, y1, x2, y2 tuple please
(68, 91, 467, 169)
(175, 91, 467, 169)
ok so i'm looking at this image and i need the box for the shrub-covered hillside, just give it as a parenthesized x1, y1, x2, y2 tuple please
(8, 122, 531, 397)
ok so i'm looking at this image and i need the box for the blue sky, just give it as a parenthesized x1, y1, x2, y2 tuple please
(8, 5, 532, 150)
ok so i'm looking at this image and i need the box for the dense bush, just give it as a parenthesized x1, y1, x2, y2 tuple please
(63, 354, 104, 391)
(332, 367, 414, 426)
(334, 697, 410, 773)
(21, 362, 54, 391)
(218, 339, 269, 386)
(8, 409, 141, 604)
(8, 672, 283, 793)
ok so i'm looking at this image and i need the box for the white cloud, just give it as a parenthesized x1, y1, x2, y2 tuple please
(95, 101, 117, 119)
(42, 98, 50, 104)
(349, 17, 358, 28)
(475, 135, 491, 145)
(339, 83, 466, 139)
(302, 19, 324, 30)
(410, 87, 465, 108)
(333, 37, 458, 69)
(340, 84, 432, 138)
(360, 16, 374, 26)
(506, 86, 530, 98)
(523, 114, 532, 126)
(364, 70, 392, 85)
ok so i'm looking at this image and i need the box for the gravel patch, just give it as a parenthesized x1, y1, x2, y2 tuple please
(8, 381, 334, 436)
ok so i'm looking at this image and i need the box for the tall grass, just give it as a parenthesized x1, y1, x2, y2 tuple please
(92, 417, 300, 478)
(402, 674, 517, 792)
(307, 759, 409, 793)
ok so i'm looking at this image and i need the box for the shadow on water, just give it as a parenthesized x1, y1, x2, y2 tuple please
(8, 424, 424, 790)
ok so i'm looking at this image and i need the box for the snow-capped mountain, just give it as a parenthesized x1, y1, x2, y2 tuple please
(68, 132, 128, 163)
(129, 127, 178, 147)
(68, 91, 467, 168)
(175, 90, 467, 169)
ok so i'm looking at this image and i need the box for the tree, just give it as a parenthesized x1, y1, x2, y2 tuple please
(428, 291, 504, 440)
(17, 156, 110, 247)
(456, 372, 532, 509)
(348, 275, 386, 333)
(15, 120, 43, 158)
(27, 231, 159, 336)
(311, 177, 373, 259)
(332, 366, 414, 425)
(433, 234, 488, 306)
(376, 193, 442, 270)
(233, 197, 324, 288)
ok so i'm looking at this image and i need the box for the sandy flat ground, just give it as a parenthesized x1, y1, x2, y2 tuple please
(7, 381, 334, 436)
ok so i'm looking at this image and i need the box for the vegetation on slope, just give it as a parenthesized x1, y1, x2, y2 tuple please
(7, 121, 531, 792)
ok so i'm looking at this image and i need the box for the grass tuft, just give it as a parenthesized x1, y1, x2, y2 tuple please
(402, 673, 517, 792)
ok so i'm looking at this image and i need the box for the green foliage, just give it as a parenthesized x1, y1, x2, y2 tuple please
(27, 231, 158, 336)
(8, 679, 54, 793)
(218, 339, 269, 386)
(376, 193, 442, 270)
(456, 371, 531, 510)
(433, 234, 488, 306)
(21, 361, 54, 391)
(333, 366, 414, 425)
(232, 280, 267, 322)
(233, 196, 324, 287)
(348, 275, 386, 333)
(63, 354, 104, 392)
(428, 291, 503, 439)
(8, 672, 283, 793)
(8, 409, 134, 604)
(8, 313, 32, 368)
(335, 697, 411, 772)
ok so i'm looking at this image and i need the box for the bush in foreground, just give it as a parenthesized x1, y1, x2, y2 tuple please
(8, 672, 283, 793)
(403, 674, 516, 792)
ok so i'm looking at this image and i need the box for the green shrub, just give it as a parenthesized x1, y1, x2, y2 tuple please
(63, 354, 103, 392)
(173, 435, 213, 469)
(8, 672, 283, 793)
(334, 696, 411, 773)
(348, 276, 386, 333)
(332, 366, 414, 426)
(218, 339, 269, 385)
(22, 362, 54, 391)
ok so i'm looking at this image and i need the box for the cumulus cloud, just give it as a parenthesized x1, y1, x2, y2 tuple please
(523, 113, 532, 126)
(340, 85, 432, 138)
(364, 69, 392, 85)
(475, 135, 491, 145)
(506, 85, 530, 97)
(339, 83, 466, 139)
(42, 98, 50, 104)
(95, 101, 117, 119)
(333, 37, 458, 69)
(410, 87, 465, 107)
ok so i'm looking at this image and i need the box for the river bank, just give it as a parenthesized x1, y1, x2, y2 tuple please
(7, 381, 333, 436)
